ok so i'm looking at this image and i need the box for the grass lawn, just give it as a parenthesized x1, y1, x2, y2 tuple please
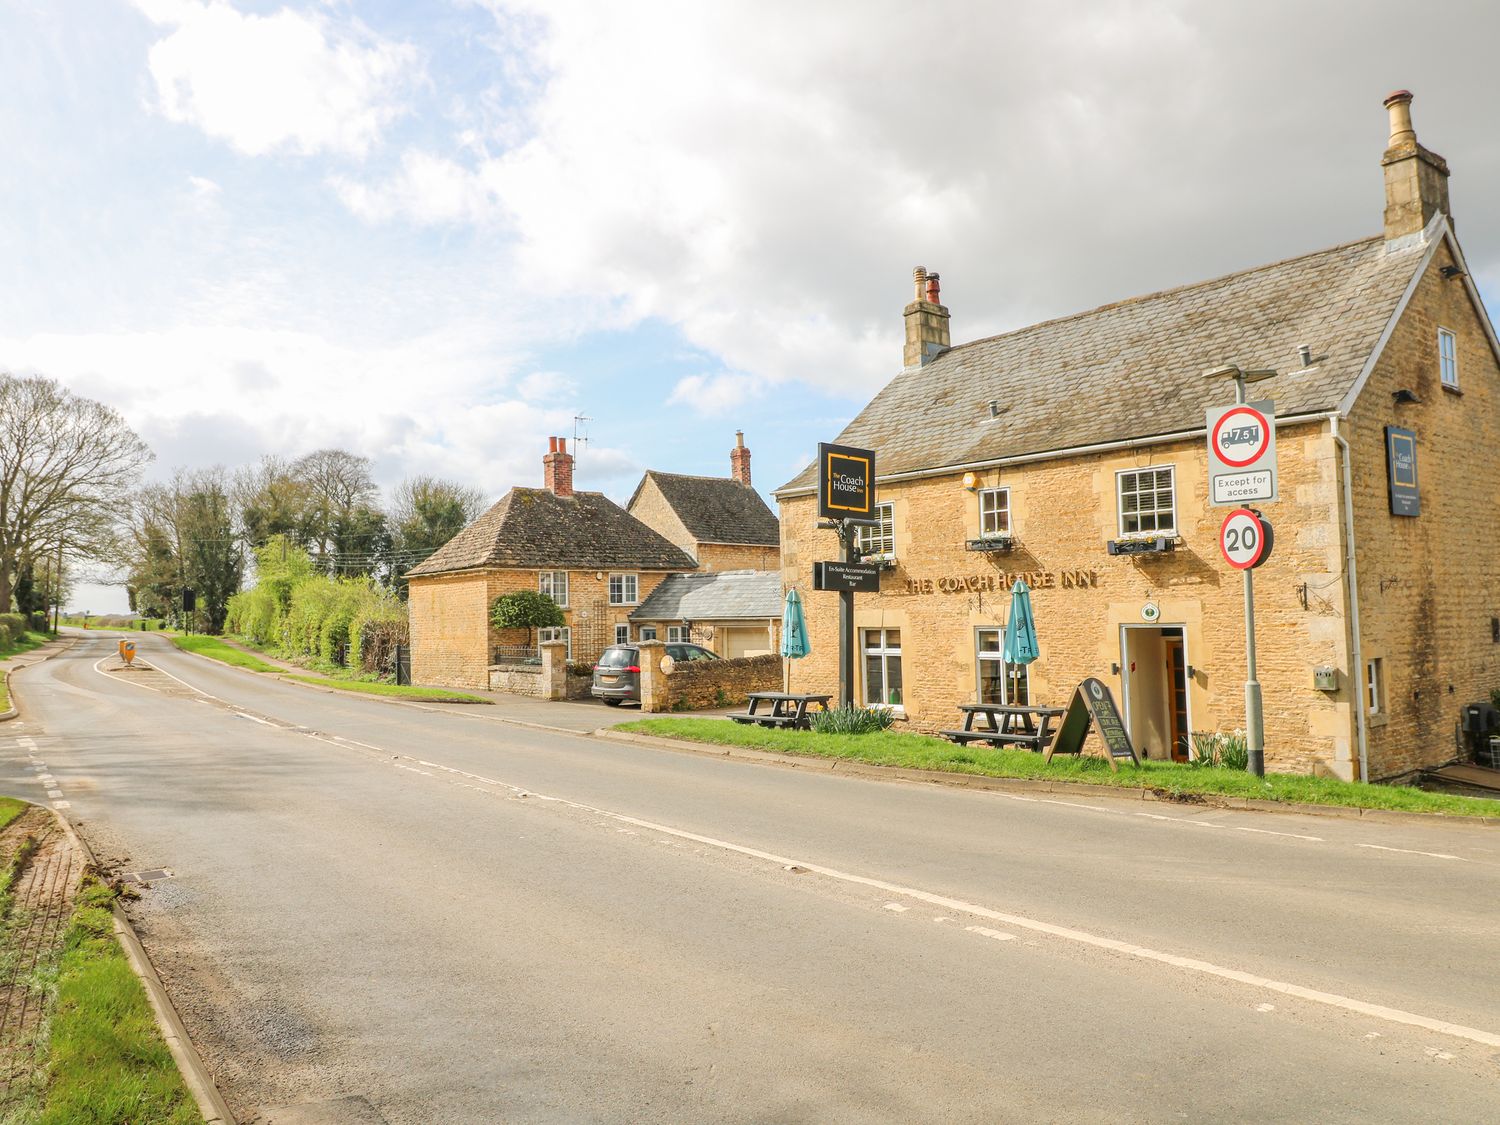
(621, 718, 1500, 820)
(0, 796, 26, 832)
(171, 633, 281, 672)
(37, 876, 198, 1124)
(282, 674, 491, 704)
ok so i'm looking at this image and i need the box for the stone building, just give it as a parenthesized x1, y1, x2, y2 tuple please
(629, 570, 784, 657)
(627, 433, 781, 573)
(774, 91, 1500, 781)
(406, 437, 697, 688)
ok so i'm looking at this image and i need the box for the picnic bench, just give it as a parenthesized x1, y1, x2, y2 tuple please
(941, 703, 1065, 751)
(728, 691, 834, 730)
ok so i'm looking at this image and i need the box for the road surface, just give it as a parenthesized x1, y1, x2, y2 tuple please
(5, 631, 1500, 1123)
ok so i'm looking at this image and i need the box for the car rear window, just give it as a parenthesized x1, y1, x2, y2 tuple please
(598, 647, 635, 668)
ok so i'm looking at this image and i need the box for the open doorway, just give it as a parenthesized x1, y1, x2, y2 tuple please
(1120, 625, 1191, 761)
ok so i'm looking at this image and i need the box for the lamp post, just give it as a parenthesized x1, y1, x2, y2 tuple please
(1204, 363, 1277, 778)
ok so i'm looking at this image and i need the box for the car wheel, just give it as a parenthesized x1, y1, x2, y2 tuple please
(603, 698, 623, 707)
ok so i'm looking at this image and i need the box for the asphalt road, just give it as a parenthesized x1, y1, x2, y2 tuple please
(5, 631, 1500, 1123)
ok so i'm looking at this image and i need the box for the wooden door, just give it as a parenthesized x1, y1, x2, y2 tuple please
(1165, 635, 1189, 761)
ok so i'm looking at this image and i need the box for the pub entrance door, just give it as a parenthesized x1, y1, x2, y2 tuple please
(1120, 625, 1191, 761)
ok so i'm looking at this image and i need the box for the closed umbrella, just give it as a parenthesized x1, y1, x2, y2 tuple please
(1002, 579, 1040, 666)
(781, 588, 809, 692)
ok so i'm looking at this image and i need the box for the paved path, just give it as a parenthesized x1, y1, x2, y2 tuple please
(4, 631, 1500, 1123)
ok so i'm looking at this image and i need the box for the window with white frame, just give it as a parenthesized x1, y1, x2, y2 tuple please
(855, 502, 895, 557)
(862, 628, 903, 709)
(639, 625, 658, 641)
(1439, 327, 1459, 389)
(979, 488, 1011, 538)
(614, 624, 629, 645)
(537, 570, 569, 607)
(539, 626, 571, 659)
(609, 573, 639, 605)
(1365, 658, 1383, 715)
(1117, 467, 1176, 536)
(976, 628, 1030, 705)
(667, 626, 686, 643)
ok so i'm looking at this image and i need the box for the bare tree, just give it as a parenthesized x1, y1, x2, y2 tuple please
(0, 374, 152, 613)
(389, 476, 488, 587)
(292, 449, 386, 575)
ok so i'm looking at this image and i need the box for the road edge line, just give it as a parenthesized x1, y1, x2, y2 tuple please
(54, 815, 237, 1124)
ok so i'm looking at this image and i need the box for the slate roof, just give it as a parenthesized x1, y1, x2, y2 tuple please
(630, 570, 784, 622)
(777, 234, 1428, 494)
(630, 471, 780, 546)
(407, 488, 698, 576)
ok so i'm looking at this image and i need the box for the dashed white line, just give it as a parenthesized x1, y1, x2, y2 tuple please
(1357, 843, 1463, 861)
(965, 926, 1016, 943)
(883, 903, 909, 913)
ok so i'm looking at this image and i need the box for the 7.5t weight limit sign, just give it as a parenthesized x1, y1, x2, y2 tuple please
(1219, 507, 1273, 570)
(1206, 400, 1277, 506)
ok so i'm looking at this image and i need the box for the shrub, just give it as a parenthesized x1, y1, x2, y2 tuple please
(1188, 729, 1250, 770)
(0, 613, 24, 645)
(810, 705, 896, 735)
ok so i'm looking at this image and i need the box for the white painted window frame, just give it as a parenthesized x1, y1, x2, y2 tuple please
(538, 570, 569, 608)
(861, 627, 904, 712)
(1438, 326, 1459, 389)
(614, 624, 629, 645)
(639, 624, 658, 641)
(1116, 465, 1177, 537)
(978, 487, 1011, 538)
(974, 627, 1030, 705)
(609, 573, 640, 606)
(855, 502, 895, 557)
(1365, 658, 1382, 715)
(538, 625, 572, 660)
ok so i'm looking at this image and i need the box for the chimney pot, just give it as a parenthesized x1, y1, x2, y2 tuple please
(1380, 89, 1451, 242)
(1384, 89, 1415, 146)
(926, 272, 941, 305)
(913, 266, 928, 303)
(730, 431, 752, 487)
(904, 265, 951, 368)
(543, 435, 574, 497)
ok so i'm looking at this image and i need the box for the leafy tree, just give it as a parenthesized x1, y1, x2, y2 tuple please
(178, 471, 242, 633)
(489, 589, 565, 648)
(389, 476, 486, 588)
(0, 373, 152, 612)
(293, 449, 384, 576)
(237, 456, 315, 551)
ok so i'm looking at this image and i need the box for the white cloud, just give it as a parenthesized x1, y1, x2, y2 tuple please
(333, 149, 496, 224)
(666, 373, 754, 416)
(515, 370, 577, 402)
(136, 0, 418, 157)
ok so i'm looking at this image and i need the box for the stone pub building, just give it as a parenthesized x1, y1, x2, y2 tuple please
(776, 92, 1500, 781)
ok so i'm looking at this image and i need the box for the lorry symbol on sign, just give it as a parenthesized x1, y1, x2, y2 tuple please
(1219, 424, 1261, 450)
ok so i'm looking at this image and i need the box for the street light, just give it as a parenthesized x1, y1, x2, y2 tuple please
(1204, 362, 1279, 779)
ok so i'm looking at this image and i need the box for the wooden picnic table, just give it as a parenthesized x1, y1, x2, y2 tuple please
(941, 703, 1066, 751)
(728, 691, 834, 730)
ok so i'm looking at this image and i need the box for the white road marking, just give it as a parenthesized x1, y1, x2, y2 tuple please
(51, 801, 69, 810)
(883, 903, 909, 913)
(1425, 1047, 1456, 1061)
(1257, 1003, 1276, 1012)
(933, 916, 955, 924)
(1358, 844, 1463, 861)
(45, 790, 62, 800)
(233, 711, 274, 726)
(1137, 812, 1322, 842)
(966, 926, 1016, 942)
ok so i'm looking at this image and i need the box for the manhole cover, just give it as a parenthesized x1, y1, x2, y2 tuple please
(118, 869, 174, 884)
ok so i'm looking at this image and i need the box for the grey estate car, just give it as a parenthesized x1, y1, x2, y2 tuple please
(591, 642, 719, 705)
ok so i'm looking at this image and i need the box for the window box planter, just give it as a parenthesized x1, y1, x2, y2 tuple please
(859, 553, 899, 571)
(1106, 536, 1177, 556)
(966, 537, 1016, 554)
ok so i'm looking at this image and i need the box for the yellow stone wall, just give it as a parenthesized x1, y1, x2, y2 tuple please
(1344, 242, 1500, 778)
(697, 542, 779, 572)
(779, 421, 1355, 775)
(629, 475, 780, 572)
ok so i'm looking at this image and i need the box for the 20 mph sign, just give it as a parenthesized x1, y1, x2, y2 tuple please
(1206, 400, 1277, 506)
(1219, 508, 1273, 570)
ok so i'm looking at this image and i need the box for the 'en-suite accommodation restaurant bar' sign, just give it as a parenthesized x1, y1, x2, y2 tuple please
(817, 442, 877, 523)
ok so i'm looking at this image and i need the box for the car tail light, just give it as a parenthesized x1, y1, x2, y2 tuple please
(626, 665, 640, 673)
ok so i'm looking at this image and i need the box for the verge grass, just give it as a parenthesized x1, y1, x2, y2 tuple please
(0, 796, 27, 832)
(621, 718, 1500, 819)
(37, 875, 198, 1124)
(171, 632, 281, 672)
(282, 674, 491, 704)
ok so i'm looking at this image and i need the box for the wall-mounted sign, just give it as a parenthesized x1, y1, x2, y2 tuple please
(1140, 601, 1160, 623)
(814, 560, 881, 593)
(1046, 677, 1140, 770)
(903, 569, 1100, 594)
(1206, 399, 1278, 506)
(1385, 426, 1419, 517)
(817, 442, 877, 522)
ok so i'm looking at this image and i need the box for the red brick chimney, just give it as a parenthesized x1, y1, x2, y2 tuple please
(730, 430, 752, 487)
(543, 436, 574, 498)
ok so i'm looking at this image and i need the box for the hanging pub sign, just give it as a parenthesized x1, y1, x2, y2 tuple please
(817, 442, 877, 523)
(814, 560, 881, 593)
(1385, 426, 1419, 517)
(1045, 677, 1140, 771)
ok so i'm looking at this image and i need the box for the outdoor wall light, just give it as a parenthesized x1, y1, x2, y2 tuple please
(1392, 388, 1421, 405)
(962, 471, 978, 491)
(1440, 265, 1466, 280)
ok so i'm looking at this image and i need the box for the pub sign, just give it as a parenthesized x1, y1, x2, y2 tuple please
(1385, 426, 1419, 517)
(817, 442, 877, 522)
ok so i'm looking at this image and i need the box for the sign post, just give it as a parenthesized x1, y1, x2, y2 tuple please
(1206, 381, 1278, 777)
(817, 443, 877, 709)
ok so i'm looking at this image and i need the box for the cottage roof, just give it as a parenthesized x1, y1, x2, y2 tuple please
(630, 471, 780, 546)
(407, 487, 698, 576)
(777, 233, 1430, 494)
(630, 570, 784, 622)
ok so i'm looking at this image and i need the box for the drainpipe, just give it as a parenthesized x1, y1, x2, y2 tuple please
(1331, 416, 1369, 782)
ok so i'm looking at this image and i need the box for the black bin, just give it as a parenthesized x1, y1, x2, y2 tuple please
(1462, 702, 1500, 734)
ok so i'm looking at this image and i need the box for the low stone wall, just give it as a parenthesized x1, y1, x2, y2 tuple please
(655, 653, 783, 712)
(489, 663, 542, 696)
(565, 672, 592, 700)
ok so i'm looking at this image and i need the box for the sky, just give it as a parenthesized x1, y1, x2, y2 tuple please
(4, 1, 1500, 612)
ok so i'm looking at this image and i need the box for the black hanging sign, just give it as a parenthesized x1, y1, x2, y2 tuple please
(814, 560, 881, 593)
(817, 442, 877, 523)
(1385, 426, 1419, 517)
(1045, 677, 1140, 771)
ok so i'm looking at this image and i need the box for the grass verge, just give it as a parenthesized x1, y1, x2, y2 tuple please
(37, 875, 198, 1124)
(621, 718, 1500, 819)
(282, 674, 491, 704)
(171, 633, 281, 672)
(0, 796, 27, 833)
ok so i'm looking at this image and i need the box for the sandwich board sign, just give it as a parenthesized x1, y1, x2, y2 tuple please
(817, 442, 877, 523)
(1045, 677, 1140, 770)
(1206, 400, 1277, 506)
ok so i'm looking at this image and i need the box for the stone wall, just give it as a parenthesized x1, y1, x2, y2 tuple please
(696, 543, 780, 572)
(639, 644, 783, 711)
(489, 663, 543, 695)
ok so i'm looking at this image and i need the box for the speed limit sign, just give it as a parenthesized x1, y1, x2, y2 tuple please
(1219, 508, 1273, 570)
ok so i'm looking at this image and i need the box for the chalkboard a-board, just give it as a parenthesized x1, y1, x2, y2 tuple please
(1045, 678, 1140, 770)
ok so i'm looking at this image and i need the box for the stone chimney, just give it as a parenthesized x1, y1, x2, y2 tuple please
(730, 430, 752, 487)
(904, 266, 951, 368)
(1382, 90, 1451, 242)
(543, 436, 574, 498)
